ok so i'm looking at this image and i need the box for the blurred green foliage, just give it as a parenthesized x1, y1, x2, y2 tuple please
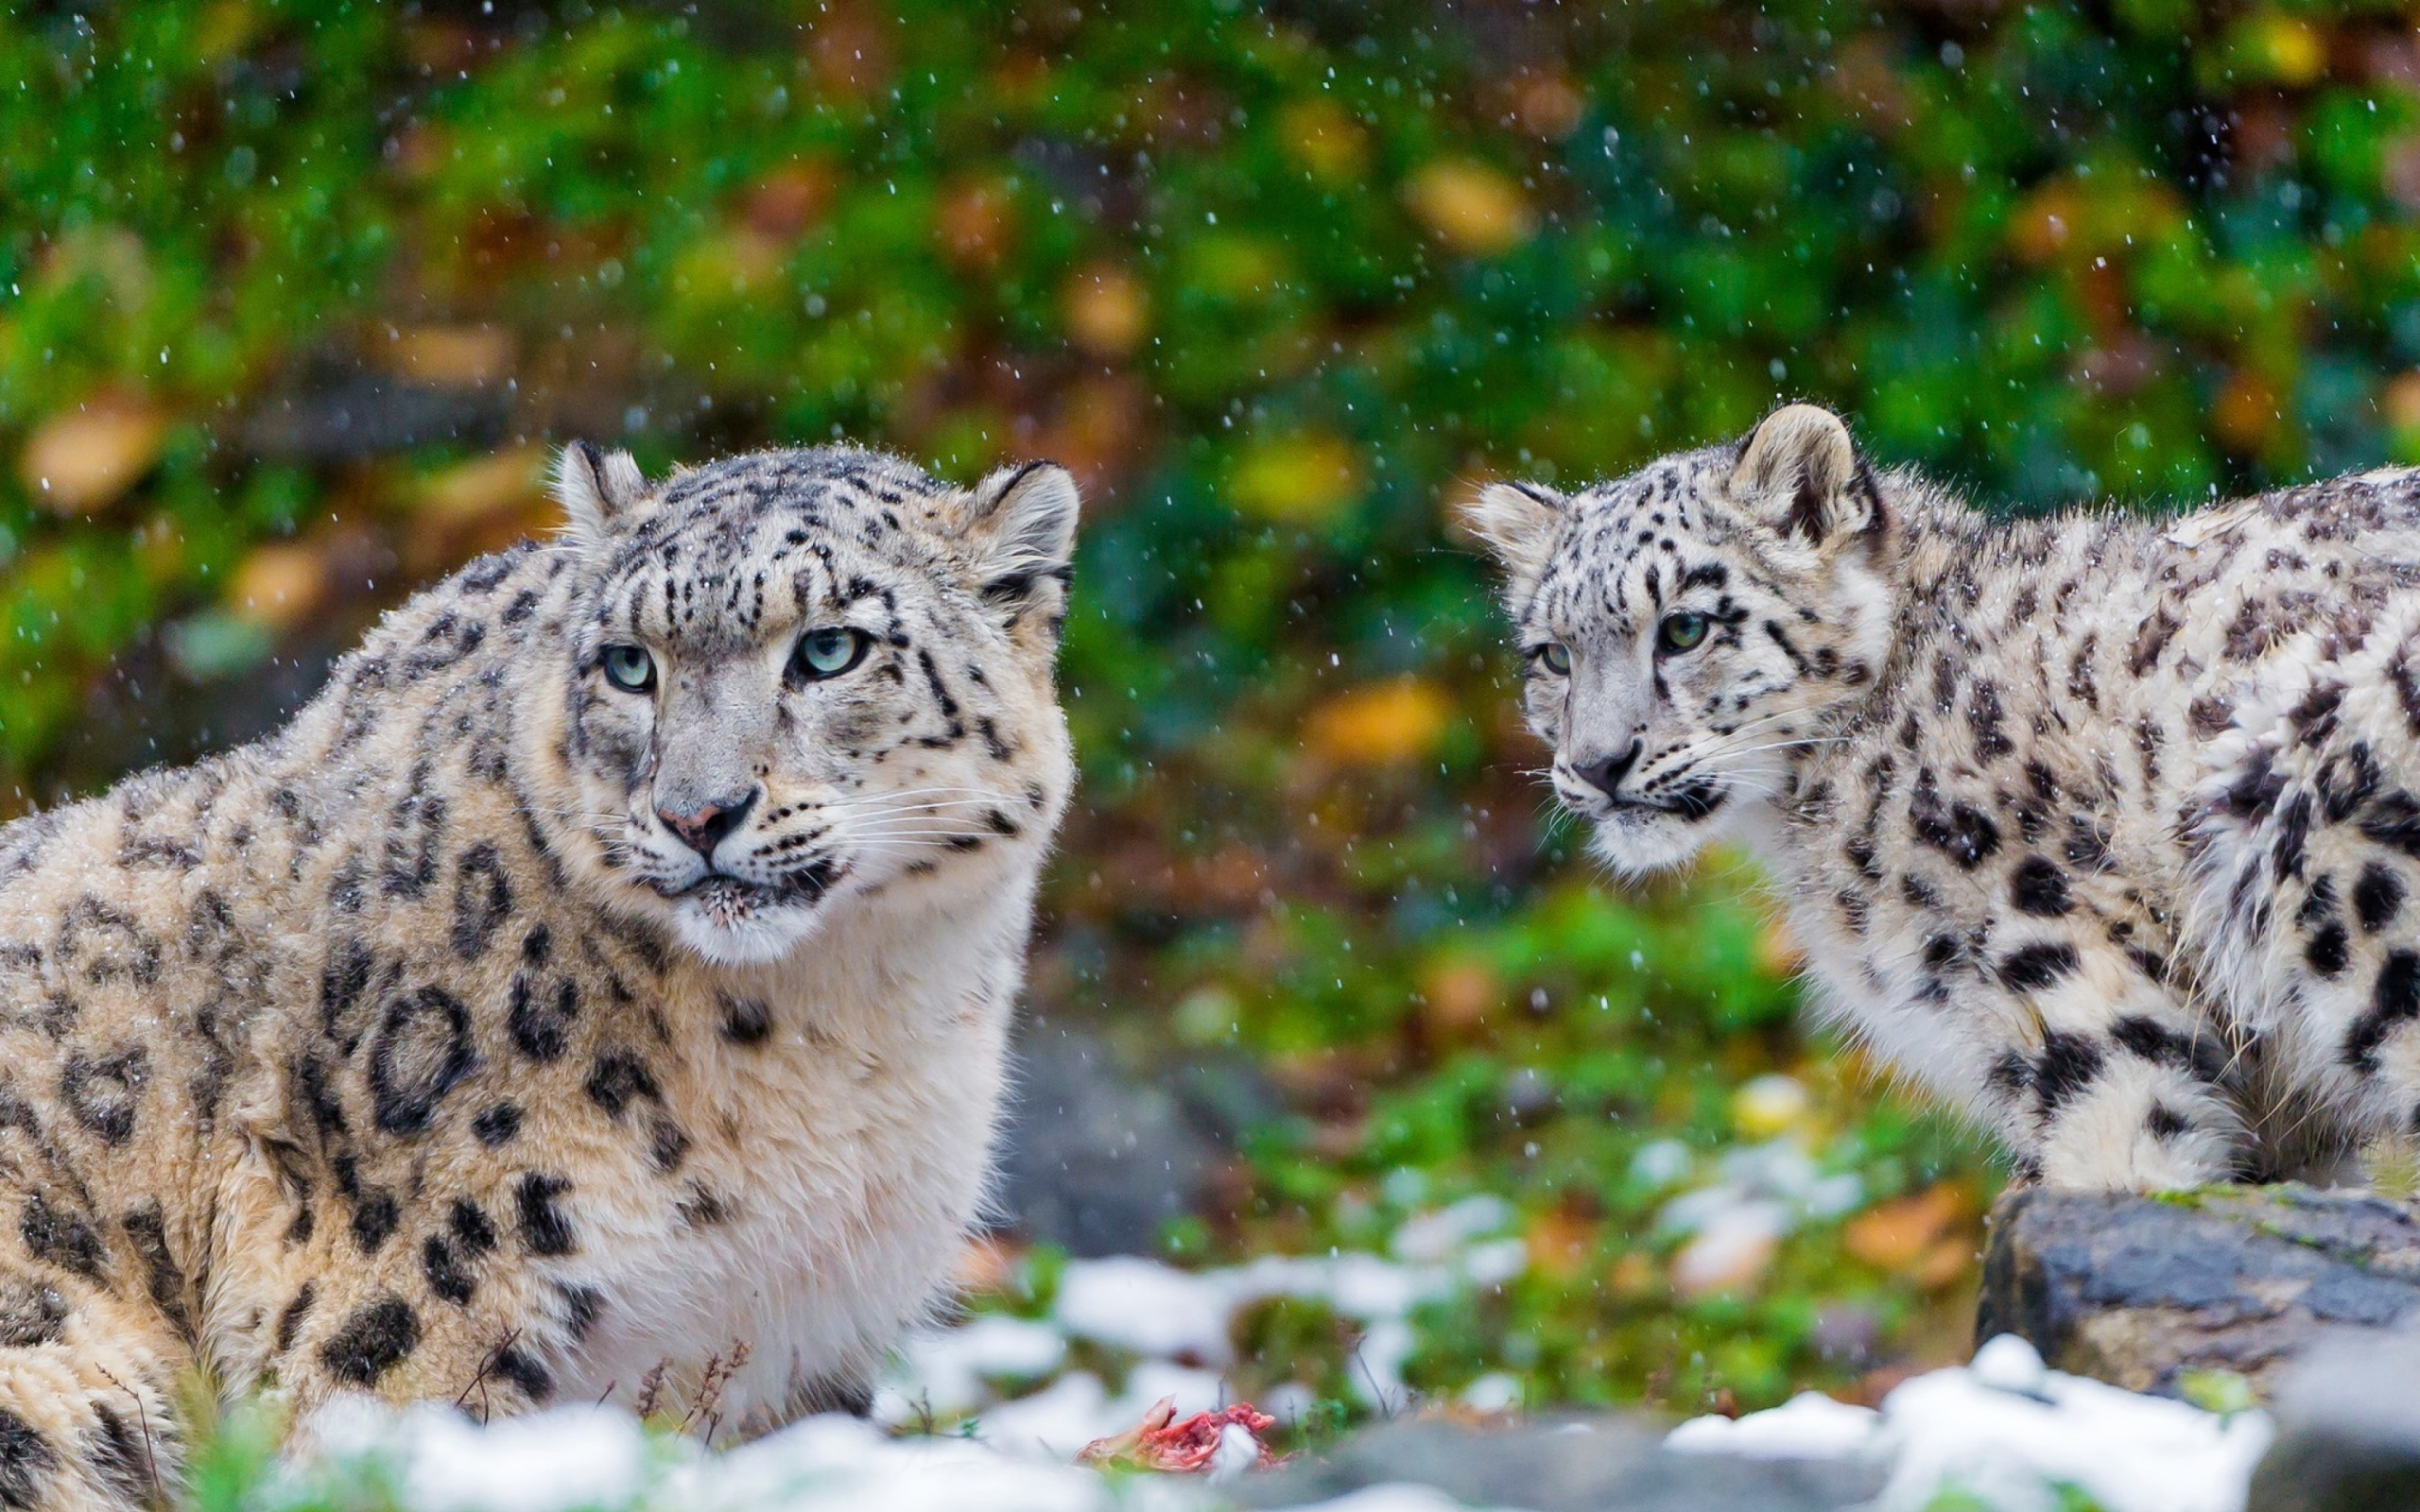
(6, 0, 2417, 1427)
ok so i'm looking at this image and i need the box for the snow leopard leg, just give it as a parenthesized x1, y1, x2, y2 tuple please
(2199, 723, 2420, 1179)
(2279, 843, 2420, 1165)
(0, 1256, 189, 1510)
(1978, 941, 2245, 1191)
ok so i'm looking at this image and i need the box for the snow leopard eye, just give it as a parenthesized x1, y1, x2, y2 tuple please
(793, 627, 872, 680)
(1657, 612, 1709, 655)
(1531, 643, 1572, 676)
(601, 644, 656, 692)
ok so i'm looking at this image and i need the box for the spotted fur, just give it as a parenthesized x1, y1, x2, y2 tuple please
(1476, 403, 2420, 1193)
(0, 442, 1077, 1503)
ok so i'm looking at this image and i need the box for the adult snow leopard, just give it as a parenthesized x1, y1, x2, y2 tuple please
(1472, 403, 2420, 1193)
(0, 440, 1077, 1507)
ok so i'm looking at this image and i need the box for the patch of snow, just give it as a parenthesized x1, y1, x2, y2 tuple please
(674, 1413, 1112, 1512)
(879, 1214, 1540, 1465)
(1667, 1200, 1786, 1296)
(1288, 1487, 1532, 1512)
(1651, 1135, 1867, 1297)
(1460, 1372, 1522, 1414)
(405, 1406, 655, 1512)
(1965, 1332, 2048, 1398)
(1799, 1171, 1866, 1220)
(887, 1315, 1069, 1419)
(1628, 1138, 1694, 1189)
(1056, 1258, 1236, 1363)
(1206, 1422, 1264, 1483)
(1349, 1316, 1418, 1411)
(1255, 1250, 1426, 1320)
(1669, 1334, 2272, 1512)
(1875, 1337, 2269, 1512)
(975, 1372, 1128, 1460)
(1258, 1381, 1319, 1424)
(1665, 1390, 1879, 1460)
(1461, 1237, 1529, 1288)
(971, 1363, 1228, 1462)
(289, 1400, 660, 1512)
(1391, 1195, 1513, 1263)
(1120, 1361, 1231, 1420)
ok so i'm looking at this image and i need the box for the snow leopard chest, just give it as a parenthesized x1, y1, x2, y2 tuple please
(549, 988, 1012, 1432)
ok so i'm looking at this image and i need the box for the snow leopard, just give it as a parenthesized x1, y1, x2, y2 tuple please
(1472, 403, 2420, 1193)
(0, 439, 1077, 1507)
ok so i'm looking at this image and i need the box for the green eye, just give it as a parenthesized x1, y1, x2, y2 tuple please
(1533, 644, 1572, 676)
(1658, 612, 1709, 655)
(600, 644, 655, 692)
(794, 627, 871, 680)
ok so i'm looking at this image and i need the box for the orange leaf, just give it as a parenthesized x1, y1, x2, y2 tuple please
(20, 394, 165, 516)
(1843, 1183, 1967, 1272)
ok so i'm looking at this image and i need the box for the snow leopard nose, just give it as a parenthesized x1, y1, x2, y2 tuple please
(1572, 738, 1645, 799)
(656, 789, 757, 859)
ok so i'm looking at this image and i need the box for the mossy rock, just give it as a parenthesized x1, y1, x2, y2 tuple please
(1978, 1183, 2420, 1398)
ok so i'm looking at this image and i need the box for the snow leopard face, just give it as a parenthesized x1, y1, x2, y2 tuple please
(551, 443, 1078, 964)
(1470, 406, 1896, 877)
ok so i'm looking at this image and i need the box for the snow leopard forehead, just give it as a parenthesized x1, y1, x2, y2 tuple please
(578, 446, 997, 658)
(1524, 444, 1775, 639)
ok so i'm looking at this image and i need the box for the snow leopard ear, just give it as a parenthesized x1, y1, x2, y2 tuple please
(554, 440, 650, 548)
(955, 460, 1081, 622)
(1731, 404, 1884, 551)
(1464, 479, 1565, 599)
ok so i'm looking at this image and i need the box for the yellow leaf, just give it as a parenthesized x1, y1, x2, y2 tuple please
(1303, 677, 1454, 767)
(420, 448, 546, 526)
(672, 230, 788, 297)
(1731, 1074, 1811, 1140)
(1280, 98, 1370, 181)
(1609, 1251, 1659, 1299)
(2246, 13, 2325, 87)
(1232, 433, 1359, 524)
(1405, 161, 1536, 257)
(1063, 263, 1150, 359)
(385, 325, 515, 388)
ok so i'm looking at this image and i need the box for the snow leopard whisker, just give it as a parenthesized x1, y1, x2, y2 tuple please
(1690, 736, 1849, 771)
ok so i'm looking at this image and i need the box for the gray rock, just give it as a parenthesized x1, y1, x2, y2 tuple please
(2248, 1324, 2420, 1512)
(1978, 1184, 2420, 1397)
(1235, 1416, 1884, 1512)
(994, 1028, 1218, 1257)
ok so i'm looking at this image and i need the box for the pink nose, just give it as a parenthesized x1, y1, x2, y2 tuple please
(656, 796, 749, 858)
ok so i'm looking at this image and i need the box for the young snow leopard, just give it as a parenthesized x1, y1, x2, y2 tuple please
(1472, 403, 2420, 1194)
(0, 440, 1077, 1507)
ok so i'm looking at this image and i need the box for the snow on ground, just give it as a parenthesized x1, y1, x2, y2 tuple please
(874, 1194, 1530, 1456)
(278, 1197, 2273, 1512)
(285, 1335, 2273, 1512)
(1668, 1335, 2273, 1512)
(1636, 1133, 1865, 1297)
(287, 1398, 1494, 1512)
(283, 1332, 2270, 1512)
